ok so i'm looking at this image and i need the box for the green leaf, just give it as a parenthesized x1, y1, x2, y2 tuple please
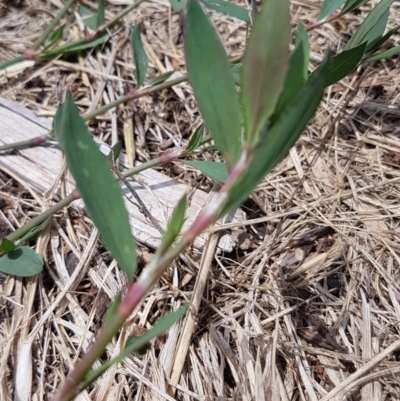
(159, 195, 187, 254)
(44, 25, 64, 50)
(201, 0, 250, 23)
(222, 53, 330, 215)
(169, 0, 187, 12)
(318, 0, 345, 20)
(79, 5, 97, 30)
(180, 160, 228, 182)
(345, 0, 394, 49)
(272, 24, 309, 122)
(16, 217, 51, 244)
(241, 0, 290, 146)
(130, 24, 148, 87)
(97, 0, 105, 27)
(149, 71, 174, 86)
(0, 246, 43, 277)
(83, 305, 188, 388)
(365, 45, 400, 61)
(42, 35, 109, 59)
(0, 238, 15, 253)
(230, 63, 241, 85)
(342, 0, 370, 14)
(365, 24, 400, 54)
(185, 0, 242, 170)
(109, 142, 123, 163)
(104, 292, 122, 325)
(186, 124, 204, 153)
(54, 94, 137, 280)
(327, 42, 366, 86)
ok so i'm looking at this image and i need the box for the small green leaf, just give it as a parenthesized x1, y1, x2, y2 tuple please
(17, 217, 51, 244)
(342, 0, 370, 14)
(345, 0, 394, 49)
(79, 5, 97, 30)
(83, 305, 188, 388)
(169, 0, 187, 11)
(54, 94, 137, 280)
(97, 0, 105, 27)
(201, 0, 250, 23)
(0, 238, 15, 253)
(327, 43, 366, 86)
(159, 195, 187, 254)
(125, 338, 151, 355)
(185, 0, 242, 170)
(222, 53, 330, 215)
(44, 25, 64, 50)
(0, 246, 43, 277)
(186, 125, 204, 153)
(104, 292, 122, 325)
(110, 142, 123, 163)
(180, 160, 228, 182)
(272, 24, 309, 122)
(365, 45, 400, 61)
(365, 24, 400, 54)
(241, 0, 290, 146)
(318, 0, 345, 20)
(230, 63, 241, 85)
(150, 71, 174, 86)
(130, 24, 148, 87)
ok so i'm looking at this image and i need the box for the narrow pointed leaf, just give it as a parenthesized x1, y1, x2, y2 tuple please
(169, 0, 187, 11)
(272, 24, 309, 122)
(318, 0, 345, 20)
(82, 305, 188, 389)
(130, 25, 148, 87)
(79, 5, 97, 30)
(345, 0, 394, 49)
(180, 160, 228, 182)
(0, 238, 15, 253)
(150, 71, 174, 86)
(365, 24, 400, 54)
(327, 43, 366, 86)
(16, 217, 51, 244)
(366, 45, 400, 61)
(0, 246, 43, 277)
(342, 0, 370, 14)
(44, 25, 65, 50)
(160, 195, 187, 253)
(185, 0, 242, 170)
(241, 0, 290, 146)
(54, 94, 137, 280)
(222, 53, 330, 215)
(97, 0, 105, 27)
(201, 0, 250, 23)
(186, 124, 204, 153)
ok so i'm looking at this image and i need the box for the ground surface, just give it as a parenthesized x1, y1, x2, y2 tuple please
(1, 0, 400, 400)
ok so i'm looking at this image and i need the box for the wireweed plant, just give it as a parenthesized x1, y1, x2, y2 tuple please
(0, 0, 399, 399)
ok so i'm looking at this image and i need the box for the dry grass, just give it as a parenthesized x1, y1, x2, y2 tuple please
(1, 0, 400, 400)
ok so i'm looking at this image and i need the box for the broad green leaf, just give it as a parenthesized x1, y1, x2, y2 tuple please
(44, 25, 64, 50)
(180, 160, 228, 182)
(0, 238, 15, 253)
(0, 246, 43, 277)
(159, 195, 187, 254)
(327, 43, 366, 86)
(54, 94, 137, 280)
(186, 124, 204, 153)
(169, 0, 187, 11)
(345, 0, 394, 49)
(222, 53, 330, 215)
(365, 24, 400, 54)
(272, 24, 309, 122)
(185, 0, 242, 170)
(150, 71, 174, 86)
(318, 0, 345, 20)
(83, 305, 188, 388)
(16, 217, 51, 244)
(241, 0, 290, 146)
(97, 0, 105, 27)
(201, 0, 250, 23)
(365, 45, 400, 61)
(42, 35, 109, 59)
(342, 0, 370, 14)
(130, 25, 148, 87)
(79, 5, 97, 30)
(104, 292, 122, 325)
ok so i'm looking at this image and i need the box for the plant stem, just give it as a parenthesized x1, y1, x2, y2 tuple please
(33, 0, 77, 50)
(0, 135, 51, 152)
(52, 149, 250, 400)
(306, 10, 342, 31)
